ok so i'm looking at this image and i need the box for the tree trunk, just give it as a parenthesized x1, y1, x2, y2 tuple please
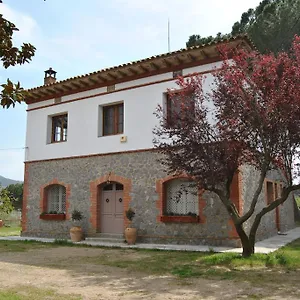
(234, 223, 254, 257)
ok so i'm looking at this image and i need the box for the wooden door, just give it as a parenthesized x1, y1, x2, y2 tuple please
(100, 183, 124, 234)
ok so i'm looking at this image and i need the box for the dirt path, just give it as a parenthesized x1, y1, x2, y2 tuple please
(0, 247, 299, 299)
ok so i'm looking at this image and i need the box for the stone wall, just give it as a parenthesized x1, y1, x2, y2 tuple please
(22, 151, 294, 246)
(22, 150, 238, 247)
(241, 165, 295, 242)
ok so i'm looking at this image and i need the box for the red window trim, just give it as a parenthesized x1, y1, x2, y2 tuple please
(156, 175, 206, 224)
(40, 213, 66, 221)
(160, 215, 200, 223)
(40, 180, 71, 220)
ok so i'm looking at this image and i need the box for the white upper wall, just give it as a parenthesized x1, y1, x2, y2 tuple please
(25, 61, 222, 162)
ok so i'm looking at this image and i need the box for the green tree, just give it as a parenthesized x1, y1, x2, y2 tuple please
(5, 183, 23, 210)
(186, 0, 300, 54)
(0, 186, 14, 215)
(232, 0, 300, 53)
(186, 32, 230, 48)
(0, 0, 36, 108)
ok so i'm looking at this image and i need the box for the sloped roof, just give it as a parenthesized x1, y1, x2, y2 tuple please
(26, 35, 254, 104)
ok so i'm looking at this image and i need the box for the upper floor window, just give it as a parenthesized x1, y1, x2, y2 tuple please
(103, 103, 124, 136)
(52, 114, 68, 143)
(166, 92, 194, 128)
(46, 184, 66, 214)
(165, 178, 198, 216)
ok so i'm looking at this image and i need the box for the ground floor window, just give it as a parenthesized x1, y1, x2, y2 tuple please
(165, 178, 198, 216)
(46, 184, 66, 213)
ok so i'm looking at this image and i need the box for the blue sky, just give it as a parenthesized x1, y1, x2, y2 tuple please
(0, 0, 261, 180)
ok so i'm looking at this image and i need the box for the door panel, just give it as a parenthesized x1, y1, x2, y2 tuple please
(100, 183, 124, 234)
(114, 191, 124, 232)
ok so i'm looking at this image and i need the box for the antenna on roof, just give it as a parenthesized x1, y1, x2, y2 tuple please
(168, 18, 171, 52)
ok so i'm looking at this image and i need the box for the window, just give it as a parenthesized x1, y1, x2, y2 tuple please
(266, 181, 274, 205)
(173, 70, 183, 79)
(54, 97, 62, 104)
(107, 84, 115, 92)
(166, 92, 194, 127)
(103, 103, 124, 136)
(165, 178, 198, 216)
(46, 185, 66, 214)
(274, 183, 278, 200)
(51, 114, 68, 143)
(279, 183, 283, 197)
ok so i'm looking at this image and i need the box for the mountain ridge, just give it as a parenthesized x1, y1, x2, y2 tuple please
(0, 175, 22, 187)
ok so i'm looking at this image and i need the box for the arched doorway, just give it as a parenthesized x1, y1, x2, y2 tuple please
(98, 182, 124, 234)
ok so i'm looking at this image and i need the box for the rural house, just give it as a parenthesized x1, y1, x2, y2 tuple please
(22, 35, 295, 246)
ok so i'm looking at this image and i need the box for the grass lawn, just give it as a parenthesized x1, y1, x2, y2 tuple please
(0, 238, 299, 282)
(79, 239, 300, 281)
(0, 226, 21, 237)
(0, 239, 300, 299)
(0, 286, 81, 300)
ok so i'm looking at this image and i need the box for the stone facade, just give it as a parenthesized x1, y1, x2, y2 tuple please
(22, 150, 238, 246)
(241, 165, 295, 242)
(22, 151, 295, 246)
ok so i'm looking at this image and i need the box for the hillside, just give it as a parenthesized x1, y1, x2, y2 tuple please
(0, 175, 22, 187)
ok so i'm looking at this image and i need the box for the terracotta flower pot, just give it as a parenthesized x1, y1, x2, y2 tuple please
(70, 226, 83, 242)
(125, 227, 137, 245)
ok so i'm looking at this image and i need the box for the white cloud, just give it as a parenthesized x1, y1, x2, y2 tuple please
(1, 3, 39, 44)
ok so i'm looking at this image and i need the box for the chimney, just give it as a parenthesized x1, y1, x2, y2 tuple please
(44, 67, 57, 85)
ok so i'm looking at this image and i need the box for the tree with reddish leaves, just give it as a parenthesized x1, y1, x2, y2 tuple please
(153, 35, 300, 257)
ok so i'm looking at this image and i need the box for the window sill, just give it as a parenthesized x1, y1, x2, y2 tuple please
(40, 214, 66, 221)
(160, 215, 200, 223)
(49, 140, 67, 144)
(100, 133, 124, 137)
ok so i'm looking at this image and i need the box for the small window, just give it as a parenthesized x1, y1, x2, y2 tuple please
(166, 92, 194, 128)
(165, 179, 198, 216)
(46, 185, 66, 213)
(107, 85, 115, 92)
(116, 183, 124, 190)
(54, 97, 62, 104)
(103, 103, 124, 136)
(51, 114, 68, 143)
(173, 70, 183, 78)
(266, 181, 274, 205)
(103, 184, 113, 191)
(279, 183, 283, 197)
(274, 183, 278, 200)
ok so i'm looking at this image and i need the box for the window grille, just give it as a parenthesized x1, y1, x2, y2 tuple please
(165, 179, 198, 215)
(47, 185, 66, 213)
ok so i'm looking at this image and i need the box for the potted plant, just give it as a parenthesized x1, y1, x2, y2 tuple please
(70, 210, 83, 242)
(124, 207, 137, 245)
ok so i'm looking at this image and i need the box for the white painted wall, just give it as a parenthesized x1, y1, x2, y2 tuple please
(25, 62, 220, 161)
